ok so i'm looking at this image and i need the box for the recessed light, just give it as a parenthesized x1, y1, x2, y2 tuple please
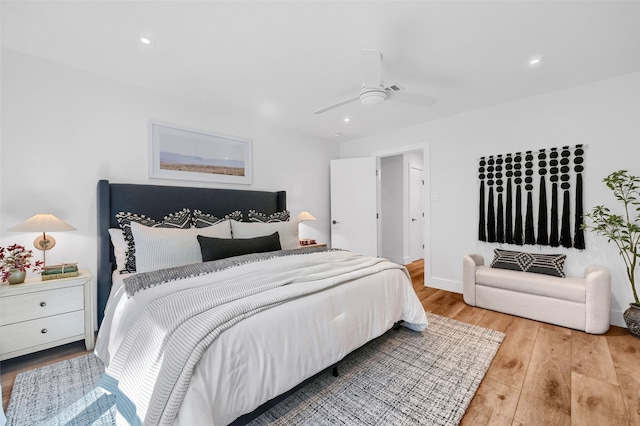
(140, 37, 153, 45)
(334, 132, 342, 138)
(343, 117, 350, 123)
(528, 56, 542, 66)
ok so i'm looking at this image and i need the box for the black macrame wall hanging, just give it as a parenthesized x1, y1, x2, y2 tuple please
(549, 148, 560, 247)
(536, 150, 549, 245)
(478, 145, 586, 249)
(478, 158, 486, 241)
(486, 157, 496, 242)
(513, 153, 524, 245)
(504, 154, 514, 244)
(573, 145, 586, 249)
(524, 151, 535, 244)
(496, 155, 505, 243)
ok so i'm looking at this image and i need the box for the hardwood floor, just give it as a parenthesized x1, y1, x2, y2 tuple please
(405, 259, 640, 426)
(2, 259, 639, 425)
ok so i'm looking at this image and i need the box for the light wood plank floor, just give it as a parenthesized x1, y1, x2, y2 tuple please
(406, 259, 640, 426)
(2, 259, 639, 425)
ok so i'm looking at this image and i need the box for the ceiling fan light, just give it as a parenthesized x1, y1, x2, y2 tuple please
(359, 90, 387, 106)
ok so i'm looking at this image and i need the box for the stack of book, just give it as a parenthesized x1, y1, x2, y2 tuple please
(41, 263, 78, 281)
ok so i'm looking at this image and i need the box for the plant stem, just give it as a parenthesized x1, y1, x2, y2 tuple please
(619, 176, 640, 304)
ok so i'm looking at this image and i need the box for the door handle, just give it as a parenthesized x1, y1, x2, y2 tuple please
(332, 220, 339, 225)
(411, 218, 417, 222)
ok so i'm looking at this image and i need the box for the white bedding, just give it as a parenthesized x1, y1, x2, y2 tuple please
(95, 250, 428, 426)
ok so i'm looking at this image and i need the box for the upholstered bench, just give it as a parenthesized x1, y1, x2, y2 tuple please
(462, 250, 611, 334)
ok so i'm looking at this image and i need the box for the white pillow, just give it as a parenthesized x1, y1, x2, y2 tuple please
(108, 228, 128, 272)
(230, 220, 300, 250)
(131, 220, 232, 273)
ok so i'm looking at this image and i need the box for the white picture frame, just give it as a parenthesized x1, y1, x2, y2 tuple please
(148, 120, 253, 185)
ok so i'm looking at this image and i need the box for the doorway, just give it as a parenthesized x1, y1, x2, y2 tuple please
(379, 149, 424, 264)
(329, 148, 427, 267)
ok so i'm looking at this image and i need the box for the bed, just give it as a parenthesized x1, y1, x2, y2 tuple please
(94, 179, 428, 425)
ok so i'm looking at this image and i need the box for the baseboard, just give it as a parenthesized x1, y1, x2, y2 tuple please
(426, 277, 462, 294)
(610, 310, 627, 328)
(383, 255, 408, 265)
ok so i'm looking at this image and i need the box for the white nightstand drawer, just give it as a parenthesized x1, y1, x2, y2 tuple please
(0, 285, 84, 326)
(0, 310, 85, 354)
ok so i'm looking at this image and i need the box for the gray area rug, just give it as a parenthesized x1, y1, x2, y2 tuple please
(5, 352, 114, 426)
(6, 313, 504, 425)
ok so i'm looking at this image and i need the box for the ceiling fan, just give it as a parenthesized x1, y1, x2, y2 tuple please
(314, 49, 438, 115)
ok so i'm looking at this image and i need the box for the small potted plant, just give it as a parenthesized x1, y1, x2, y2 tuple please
(582, 170, 640, 337)
(0, 244, 43, 284)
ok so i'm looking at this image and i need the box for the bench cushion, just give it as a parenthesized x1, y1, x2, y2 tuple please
(476, 265, 586, 303)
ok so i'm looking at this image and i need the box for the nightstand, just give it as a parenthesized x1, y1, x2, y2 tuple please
(0, 270, 93, 361)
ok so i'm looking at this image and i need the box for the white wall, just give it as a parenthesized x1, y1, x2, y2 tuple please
(0, 49, 338, 326)
(340, 72, 640, 328)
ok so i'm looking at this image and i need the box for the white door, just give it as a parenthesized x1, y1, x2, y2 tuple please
(330, 157, 378, 257)
(409, 165, 424, 262)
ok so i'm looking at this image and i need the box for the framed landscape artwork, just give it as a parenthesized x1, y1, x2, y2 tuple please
(148, 121, 253, 184)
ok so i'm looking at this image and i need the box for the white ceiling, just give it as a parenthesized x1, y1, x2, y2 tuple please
(2, 1, 640, 142)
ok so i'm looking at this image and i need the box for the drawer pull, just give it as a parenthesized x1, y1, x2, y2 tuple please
(40, 301, 47, 307)
(41, 328, 48, 334)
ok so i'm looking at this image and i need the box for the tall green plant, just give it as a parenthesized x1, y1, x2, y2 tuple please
(583, 170, 640, 305)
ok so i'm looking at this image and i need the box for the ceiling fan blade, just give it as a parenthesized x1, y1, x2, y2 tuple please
(361, 49, 382, 89)
(387, 89, 438, 107)
(313, 96, 360, 114)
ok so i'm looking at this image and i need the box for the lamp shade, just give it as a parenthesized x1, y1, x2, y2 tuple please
(297, 211, 317, 222)
(8, 213, 76, 232)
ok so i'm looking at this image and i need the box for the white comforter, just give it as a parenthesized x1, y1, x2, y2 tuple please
(95, 250, 428, 426)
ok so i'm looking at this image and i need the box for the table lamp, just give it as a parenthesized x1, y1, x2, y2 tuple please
(8, 213, 76, 267)
(297, 211, 317, 245)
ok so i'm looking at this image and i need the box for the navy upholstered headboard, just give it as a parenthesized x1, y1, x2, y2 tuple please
(96, 180, 286, 325)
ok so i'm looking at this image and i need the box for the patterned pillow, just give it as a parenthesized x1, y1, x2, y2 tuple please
(192, 210, 243, 228)
(115, 208, 191, 273)
(248, 209, 290, 223)
(490, 249, 566, 278)
(108, 228, 128, 272)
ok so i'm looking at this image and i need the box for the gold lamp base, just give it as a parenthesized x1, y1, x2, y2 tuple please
(34, 234, 56, 251)
(34, 233, 56, 267)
